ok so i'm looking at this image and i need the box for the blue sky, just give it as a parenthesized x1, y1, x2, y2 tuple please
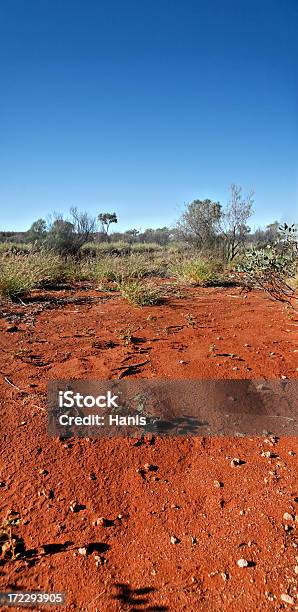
(0, 0, 297, 233)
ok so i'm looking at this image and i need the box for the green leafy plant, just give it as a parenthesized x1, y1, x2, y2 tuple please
(237, 223, 297, 309)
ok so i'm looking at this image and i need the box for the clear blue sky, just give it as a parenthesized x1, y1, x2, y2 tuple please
(0, 0, 297, 233)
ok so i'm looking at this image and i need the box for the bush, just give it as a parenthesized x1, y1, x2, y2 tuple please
(237, 224, 297, 308)
(118, 279, 161, 306)
(172, 257, 222, 285)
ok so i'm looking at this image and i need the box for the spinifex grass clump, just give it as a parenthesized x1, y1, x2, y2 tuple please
(118, 278, 161, 306)
(0, 254, 40, 298)
(172, 257, 222, 286)
(86, 254, 165, 286)
(0, 252, 83, 299)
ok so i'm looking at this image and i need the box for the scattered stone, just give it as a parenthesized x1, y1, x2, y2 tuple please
(39, 469, 48, 476)
(39, 488, 54, 499)
(170, 535, 180, 545)
(191, 536, 197, 546)
(94, 554, 107, 567)
(214, 480, 223, 488)
(294, 566, 298, 574)
(78, 547, 87, 556)
(265, 592, 275, 601)
(69, 500, 80, 513)
(221, 572, 229, 581)
(280, 593, 294, 605)
(283, 512, 294, 522)
(230, 458, 244, 467)
(144, 463, 158, 472)
(237, 558, 249, 568)
(92, 517, 111, 527)
(261, 451, 276, 458)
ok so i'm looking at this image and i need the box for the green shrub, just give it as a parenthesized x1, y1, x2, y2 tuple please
(237, 224, 297, 307)
(172, 258, 222, 285)
(118, 279, 161, 306)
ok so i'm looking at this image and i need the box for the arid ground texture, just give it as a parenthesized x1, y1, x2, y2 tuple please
(0, 284, 297, 611)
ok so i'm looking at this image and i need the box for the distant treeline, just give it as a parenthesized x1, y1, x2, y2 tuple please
(1, 185, 295, 261)
(0, 222, 283, 247)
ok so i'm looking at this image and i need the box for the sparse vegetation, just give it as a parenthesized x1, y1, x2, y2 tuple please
(237, 223, 297, 309)
(0, 512, 23, 561)
(118, 279, 161, 306)
(0, 252, 83, 299)
(172, 257, 223, 286)
(116, 326, 136, 346)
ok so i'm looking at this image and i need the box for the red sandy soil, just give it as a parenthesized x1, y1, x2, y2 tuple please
(0, 285, 297, 611)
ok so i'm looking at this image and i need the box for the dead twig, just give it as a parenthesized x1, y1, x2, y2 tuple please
(4, 377, 22, 392)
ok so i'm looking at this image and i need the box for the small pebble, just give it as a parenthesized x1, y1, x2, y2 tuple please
(69, 500, 80, 512)
(93, 517, 109, 527)
(237, 558, 248, 568)
(283, 512, 294, 522)
(230, 458, 243, 467)
(214, 480, 223, 488)
(170, 535, 180, 545)
(280, 593, 294, 605)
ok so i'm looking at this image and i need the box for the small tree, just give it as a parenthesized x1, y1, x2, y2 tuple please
(46, 209, 96, 255)
(98, 212, 117, 242)
(124, 229, 139, 244)
(221, 185, 254, 261)
(70, 207, 97, 249)
(176, 199, 222, 250)
(27, 218, 47, 244)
